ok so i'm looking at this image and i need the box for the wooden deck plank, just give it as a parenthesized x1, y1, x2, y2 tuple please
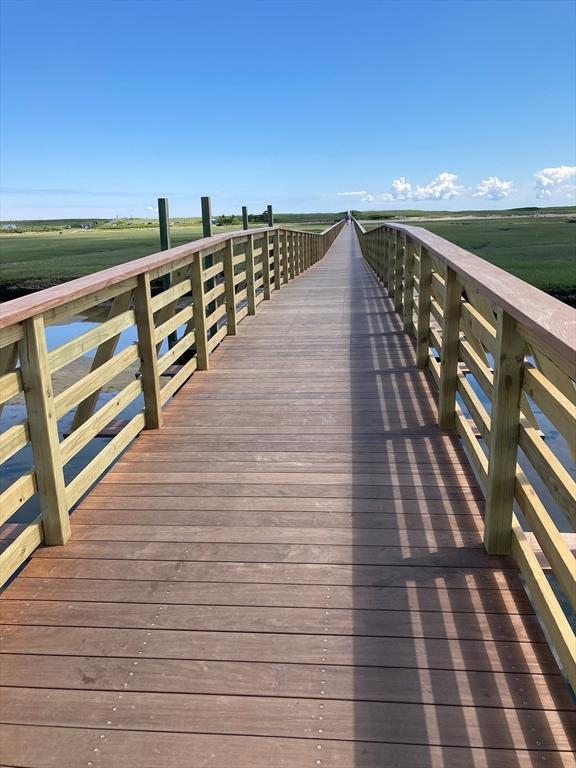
(2, 726, 573, 768)
(2, 688, 574, 750)
(1, 224, 572, 764)
(0, 625, 562, 674)
(55, 523, 487, 547)
(69, 508, 486, 530)
(0, 600, 549, 643)
(32, 541, 512, 567)
(76, 494, 485, 513)
(1, 577, 533, 613)
(2, 654, 572, 710)
(13, 556, 531, 589)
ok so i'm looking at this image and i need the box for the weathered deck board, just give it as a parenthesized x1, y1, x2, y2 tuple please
(1, 225, 573, 766)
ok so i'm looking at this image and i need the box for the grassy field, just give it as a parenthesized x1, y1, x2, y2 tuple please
(0, 221, 328, 298)
(420, 218, 575, 304)
(1, 212, 574, 304)
(354, 205, 576, 220)
(364, 217, 576, 305)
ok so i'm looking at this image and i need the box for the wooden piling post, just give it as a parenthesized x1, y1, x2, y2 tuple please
(158, 197, 177, 349)
(201, 196, 216, 320)
(267, 205, 274, 227)
(242, 206, 249, 231)
(201, 197, 212, 238)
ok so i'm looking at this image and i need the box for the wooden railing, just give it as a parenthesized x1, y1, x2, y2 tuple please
(353, 218, 576, 688)
(0, 219, 345, 586)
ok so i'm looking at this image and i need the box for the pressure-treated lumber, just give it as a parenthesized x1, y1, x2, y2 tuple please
(134, 273, 163, 430)
(18, 315, 70, 546)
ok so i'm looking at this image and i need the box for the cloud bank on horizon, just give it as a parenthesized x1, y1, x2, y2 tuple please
(337, 166, 576, 205)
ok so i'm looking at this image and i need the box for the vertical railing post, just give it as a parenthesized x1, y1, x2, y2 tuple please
(262, 231, 272, 299)
(382, 229, 389, 288)
(295, 232, 300, 275)
(267, 204, 274, 227)
(281, 230, 289, 284)
(134, 272, 163, 430)
(273, 230, 281, 290)
(191, 252, 209, 370)
(19, 315, 70, 545)
(290, 232, 296, 279)
(484, 311, 525, 554)
(242, 205, 249, 231)
(438, 267, 462, 429)
(394, 231, 404, 314)
(387, 229, 396, 301)
(223, 239, 237, 335)
(245, 234, 256, 314)
(403, 235, 415, 334)
(416, 245, 431, 368)
(295, 232, 300, 276)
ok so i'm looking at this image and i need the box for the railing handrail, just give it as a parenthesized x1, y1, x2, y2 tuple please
(0, 220, 346, 330)
(352, 218, 576, 365)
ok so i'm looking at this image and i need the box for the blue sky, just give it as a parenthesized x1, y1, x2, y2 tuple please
(1, 0, 575, 219)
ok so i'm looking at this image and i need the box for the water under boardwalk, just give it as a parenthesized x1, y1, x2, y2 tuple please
(1, 225, 574, 766)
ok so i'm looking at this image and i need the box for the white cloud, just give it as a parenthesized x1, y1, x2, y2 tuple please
(384, 177, 412, 200)
(412, 172, 463, 201)
(361, 194, 374, 202)
(336, 190, 369, 197)
(473, 176, 513, 200)
(376, 172, 462, 202)
(534, 166, 576, 199)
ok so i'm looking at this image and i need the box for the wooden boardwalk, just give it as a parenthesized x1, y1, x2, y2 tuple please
(1, 225, 574, 766)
